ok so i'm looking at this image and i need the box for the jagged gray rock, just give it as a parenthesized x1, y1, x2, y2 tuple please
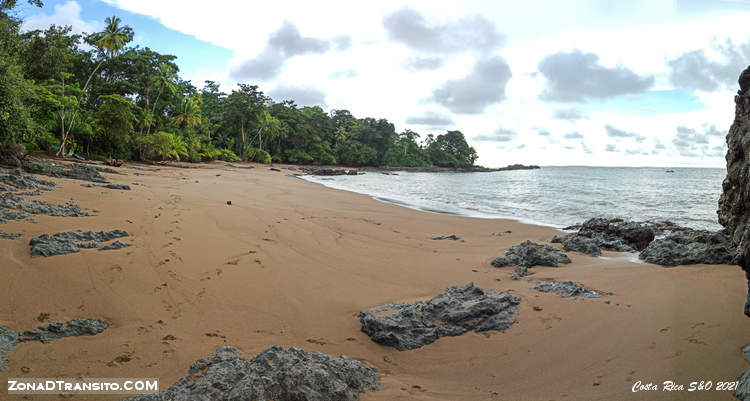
(99, 240, 131, 250)
(0, 209, 29, 224)
(0, 230, 20, 239)
(18, 158, 114, 183)
(532, 280, 609, 298)
(82, 183, 131, 190)
(0, 326, 18, 372)
(0, 192, 88, 218)
(432, 234, 461, 241)
(718, 66, 750, 317)
(738, 371, 750, 401)
(638, 228, 737, 266)
(491, 241, 571, 279)
(30, 230, 129, 256)
(357, 283, 520, 350)
(124, 346, 379, 401)
(0, 169, 55, 192)
(18, 318, 107, 343)
(551, 234, 603, 256)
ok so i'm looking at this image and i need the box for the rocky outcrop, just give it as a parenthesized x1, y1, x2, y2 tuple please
(0, 318, 107, 372)
(572, 218, 654, 251)
(17, 158, 116, 183)
(0, 230, 20, 239)
(99, 240, 131, 250)
(0, 192, 88, 220)
(30, 230, 130, 256)
(124, 346, 379, 401)
(18, 318, 107, 343)
(82, 183, 131, 190)
(0, 326, 17, 372)
(639, 228, 737, 266)
(532, 280, 609, 298)
(491, 241, 571, 279)
(357, 283, 520, 350)
(718, 66, 750, 318)
(432, 234, 461, 241)
(551, 233, 604, 256)
(0, 168, 55, 192)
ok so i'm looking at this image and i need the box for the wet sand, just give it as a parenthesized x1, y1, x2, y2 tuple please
(0, 161, 748, 400)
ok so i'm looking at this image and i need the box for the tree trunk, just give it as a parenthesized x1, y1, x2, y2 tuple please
(58, 59, 104, 157)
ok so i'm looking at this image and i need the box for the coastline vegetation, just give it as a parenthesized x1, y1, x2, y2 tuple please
(0, 2, 478, 168)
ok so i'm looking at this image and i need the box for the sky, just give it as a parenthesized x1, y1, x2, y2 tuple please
(16, 0, 750, 167)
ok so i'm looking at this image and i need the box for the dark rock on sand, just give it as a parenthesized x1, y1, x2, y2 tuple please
(0, 192, 89, 219)
(0, 326, 18, 372)
(0, 169, 55, 192)
(82, 183, 131, 190)
(124, 346, 379, 401)
(718, 66, 750, 317)
(0, 230, 20, 239)
(551, 234, 603, 256)
(532, 280, 609, 298)
(18, 158, 112, 183)
(432, 234, 461, 241)
(357, 283, 520, 350)
(301, 167, 358, 176)
(578, 218, 654, 251)
(639, 228, 737, 266)
(18, 318, 107, 343)
(738, 371, 750, 401)
(99, 240, 131, 251)
(491, 241, 571, 279)
(30, 229, 129, 256)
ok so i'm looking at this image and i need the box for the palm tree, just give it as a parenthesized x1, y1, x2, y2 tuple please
(171, 95, 202, 130)
(57, 16, 132, 156)
(146, 62, 177, 135)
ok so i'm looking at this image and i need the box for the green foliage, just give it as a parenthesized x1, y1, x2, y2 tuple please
(137, 131, 187, 161)
(92, 94, 136, 157)
(246, 147, 271, 164)
(335, 141, 378, 166)
(427, 131, 478, 167)
(0, 55, 34, 142)
(215, 148, 240, 162)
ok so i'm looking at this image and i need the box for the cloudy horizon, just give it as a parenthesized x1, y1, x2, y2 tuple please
(18, 0, 750, 168)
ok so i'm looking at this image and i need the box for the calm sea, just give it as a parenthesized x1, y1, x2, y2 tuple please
(301, 166, 727, 231)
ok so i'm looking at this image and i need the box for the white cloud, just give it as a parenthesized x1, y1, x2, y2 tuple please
(23, 0, 101, 34)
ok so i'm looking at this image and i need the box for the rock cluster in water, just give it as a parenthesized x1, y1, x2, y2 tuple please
(0, 318, 107, 372)
(639, 228, 737, 266)
(718, 66, 750, 318)
(30, 230, 130, 256)
(491, 241, 571, 279)
(357, 283, 520, 351)
(558, 218, 652, 253)
(124, 346, 379, 401)
(532, 280, 609, 298)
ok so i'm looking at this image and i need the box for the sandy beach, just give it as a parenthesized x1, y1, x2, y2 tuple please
(1, 161, 748, 401)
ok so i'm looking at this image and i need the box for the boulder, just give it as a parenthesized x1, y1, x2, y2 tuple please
(124, 346, 379, 401)
(30, 230, 129, 256)
(639, 228, 737, 266)
(18, 318, 107, 343)
(578, 218, 654, 251)
(491, 241, 571, 278)
(718, 65, 750, 317)
(532, 280, 609, 298)
(0, 326, 18, 372)
(357, 283, 520, 350)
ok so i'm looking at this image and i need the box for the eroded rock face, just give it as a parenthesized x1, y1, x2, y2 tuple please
(19, 158, 113, 183)
(639, 228, 737, 266)
(573, 218, 653, 251)
(491, 241, 571, 279)
(124, 346, 379, 401)
(718, 66, 750, 317)
(357, 283, 520, 350)
(29, 230, 130, 256)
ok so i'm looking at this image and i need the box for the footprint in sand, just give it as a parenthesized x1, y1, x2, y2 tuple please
(305, 338, 327, 346)
(110, 265, 123, 273)
(659, 326, 670, 333)
(36, 312, 50, 322)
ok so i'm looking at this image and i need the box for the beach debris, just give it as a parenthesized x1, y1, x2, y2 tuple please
(532, 280, 609, 298)
(0, 326, 18, 372)
(99, 240, 131, 251)
(270, 168, 281, 172)
(357, 282, 520, 351)
(123, 346, 379, 401)
(0, 230, 20, 240)
(29, 229, 130, 256)
(18, 318, 107, 343)
(227, 200, 232, 206)
(491, 240, 571, 279)
(432, 234, 461, 241)
(639, 228, 737, 266)
(105, 156, 124, 167)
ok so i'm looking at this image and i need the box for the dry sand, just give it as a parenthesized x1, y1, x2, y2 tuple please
(1, 161, 749, 400)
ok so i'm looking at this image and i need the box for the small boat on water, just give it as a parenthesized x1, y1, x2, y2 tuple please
(665, 169, 675, 173)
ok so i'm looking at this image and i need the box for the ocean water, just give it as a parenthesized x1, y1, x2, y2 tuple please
(302, 166, 727, 231)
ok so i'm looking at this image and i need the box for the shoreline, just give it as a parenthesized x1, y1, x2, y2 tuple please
(0, 160, 748, 400)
